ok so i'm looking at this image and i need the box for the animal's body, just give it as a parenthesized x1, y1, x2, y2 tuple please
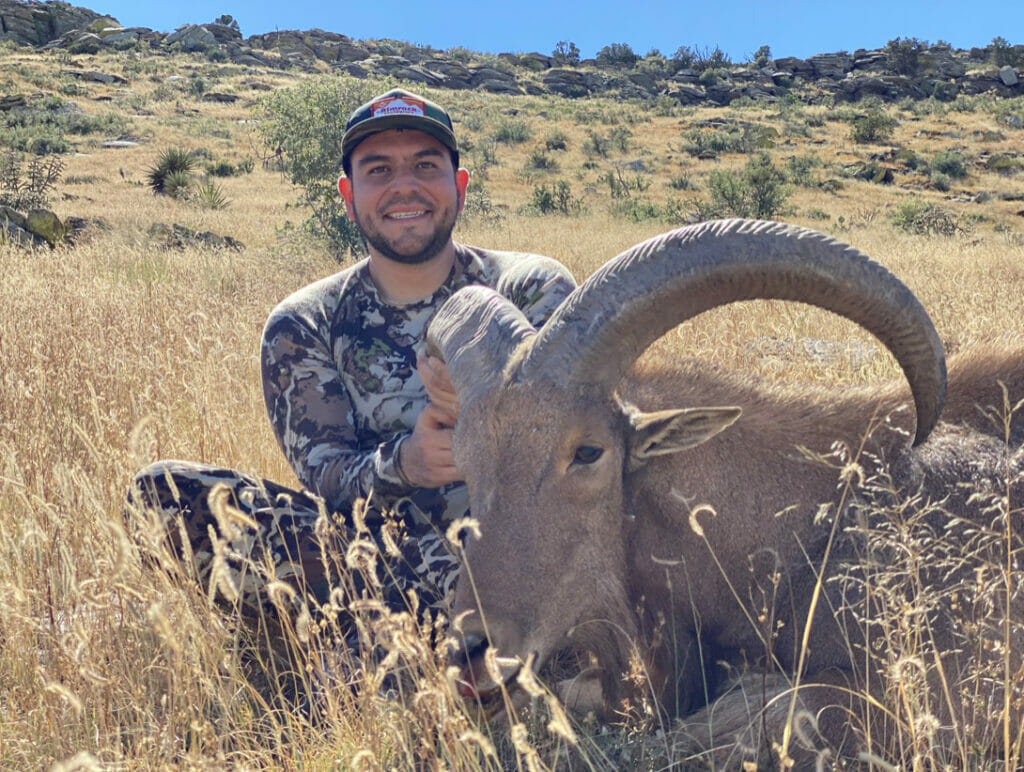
(426, 220, 1024, 764)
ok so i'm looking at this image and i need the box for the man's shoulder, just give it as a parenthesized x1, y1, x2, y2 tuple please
(263, 258, 371, 336)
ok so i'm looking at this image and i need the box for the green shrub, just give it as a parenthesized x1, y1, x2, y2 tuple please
(850, 111, 896, 143)
(609, 126, 632, 153)
(667, 174, 696, 190)
(884, 37, 928, 76)
(706, 153, 789, 218)
(582, 129, 610, 158)
(785, 154, 820, 187)
(523, 180, 583, 215)
(525, 149, 559, 172)
(0, 150, 64, 209)
(491, 118, 531, 144)
(891, 197, 962, 236)
(985, 154, 1021, 175)
(929, 171, 951, 191)
(682, 122, 776, 158)
(989, 36, 1023, 68)
(258, 75, 387, 258)
(930, 150, 967, 178)
(544, 130, 568, 151)
(552, 41, 580, 66)
(595, 42, 638, 67)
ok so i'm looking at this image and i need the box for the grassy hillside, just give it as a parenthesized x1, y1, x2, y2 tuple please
(1, 43, 1022, 769)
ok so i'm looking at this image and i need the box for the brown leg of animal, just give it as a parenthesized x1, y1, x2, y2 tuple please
(669, 668, 870, 769)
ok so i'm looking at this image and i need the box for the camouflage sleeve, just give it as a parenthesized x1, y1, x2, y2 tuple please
(494, 254, 577, 327)
(261, 309, 411, 514)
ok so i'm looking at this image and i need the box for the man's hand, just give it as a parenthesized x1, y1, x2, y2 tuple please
(417, 352, 459, 425)
(398, 402, 461, 488)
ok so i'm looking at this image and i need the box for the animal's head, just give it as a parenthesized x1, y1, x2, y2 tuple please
(427, 219, 947, 711)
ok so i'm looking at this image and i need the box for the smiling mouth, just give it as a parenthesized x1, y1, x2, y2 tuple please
(385, 210, 427, 220)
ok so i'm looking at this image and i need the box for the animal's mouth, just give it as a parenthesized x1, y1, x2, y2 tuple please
(453, 651, 530, 719)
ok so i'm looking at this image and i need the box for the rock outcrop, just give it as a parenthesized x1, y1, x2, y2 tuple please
(1, 0, 1022, 107)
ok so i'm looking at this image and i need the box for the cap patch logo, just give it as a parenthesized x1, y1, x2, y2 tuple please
(370, 95, 426, 118)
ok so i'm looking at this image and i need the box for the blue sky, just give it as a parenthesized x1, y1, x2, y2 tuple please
(84, 1, 1021, 62)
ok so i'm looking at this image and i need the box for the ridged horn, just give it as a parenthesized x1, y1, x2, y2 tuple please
(516, 219, 946, 446)
(426, 285, 536, 401)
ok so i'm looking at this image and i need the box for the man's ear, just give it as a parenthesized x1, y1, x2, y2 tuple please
(338, 176, 357, 222)
(628, 406, 741, 471)
(455, 168, 470, 213)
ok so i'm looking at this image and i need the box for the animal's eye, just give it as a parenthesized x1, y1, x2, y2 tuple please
(573, 445, 604, 465)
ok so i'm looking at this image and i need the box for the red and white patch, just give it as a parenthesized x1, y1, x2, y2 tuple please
(371, 95, 426, 118)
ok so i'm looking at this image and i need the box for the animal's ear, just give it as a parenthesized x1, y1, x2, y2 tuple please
(628, 407, 741, 470)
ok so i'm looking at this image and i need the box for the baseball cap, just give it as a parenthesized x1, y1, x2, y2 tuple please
(341, 88, 458, 171)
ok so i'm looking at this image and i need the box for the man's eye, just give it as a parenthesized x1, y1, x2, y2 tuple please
(367, 165, 389, 175)
(573, 446, 604, 465)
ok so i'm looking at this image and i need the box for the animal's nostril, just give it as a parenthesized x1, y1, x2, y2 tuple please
(451, 632, 489, 666)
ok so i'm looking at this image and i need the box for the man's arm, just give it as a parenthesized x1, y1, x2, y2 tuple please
(261, 308, 417, 513)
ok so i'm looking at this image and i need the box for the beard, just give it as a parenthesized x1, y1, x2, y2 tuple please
(351, 196, 458, 265)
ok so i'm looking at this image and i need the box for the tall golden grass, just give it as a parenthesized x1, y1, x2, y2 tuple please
(1, 45, 1023, 769)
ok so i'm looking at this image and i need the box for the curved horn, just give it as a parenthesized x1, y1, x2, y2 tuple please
(426, 285, 536, 402)
(516, 219, 946, 446)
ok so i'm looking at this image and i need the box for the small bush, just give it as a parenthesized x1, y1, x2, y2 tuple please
(891, 197, 962, 236)
(706, 153, 790, 218)
(147, 148, 196, 194)
(258, 75, 386, 259)
(551, 41, 580, 66)
(523, 180, 583, 215)
(192, 180, 230, 209)
(884, 37, 928, 76)
(0, 150, 64, 209)
(850, 111, 896, 143)
(524, 149, 559, 172)
(491, 118, 531, 144)
(595, 42, 638, 67)
(667, 174, 696, 191)
(929, 171, 951, 191)
(930, 150, 967, 179)
(985, 154, 1021, 175)
(544, 130, 568, 151)
(609, 126, 632, 153)
(785, 154, 820, 187)
(163, 169, 192, 200)
(582, 130, 610, 158)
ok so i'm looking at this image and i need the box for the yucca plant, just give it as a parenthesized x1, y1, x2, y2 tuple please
(146, 147, 195, 194)
(163, 169, 192, 200)
(192, 180, 230, 210)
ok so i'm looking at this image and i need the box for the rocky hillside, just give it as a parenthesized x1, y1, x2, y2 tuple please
(1, 0, 1022, 108)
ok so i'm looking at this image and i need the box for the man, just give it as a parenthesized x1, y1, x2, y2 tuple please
(131, 88, 576, 647)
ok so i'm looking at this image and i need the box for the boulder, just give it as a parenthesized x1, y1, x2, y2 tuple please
(0, 0, 111, 47)
(807, 52, 853, 79)
(67, 33, 102, 55)
(148, 222, 244, 251)
(542, 68, 590, 97)
(999, 65, 1019, 87)
(25, 208, 66, 246)
(477, 79, 522, 94)
(392, 66, 443, 86)
(2, 219, 44, 247)
(165, 24, 217, 52)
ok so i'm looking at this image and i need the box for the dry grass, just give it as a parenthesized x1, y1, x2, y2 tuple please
(1, 44, 1023, 769)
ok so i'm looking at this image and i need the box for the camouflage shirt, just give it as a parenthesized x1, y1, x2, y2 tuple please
(260, 243, 576, 530)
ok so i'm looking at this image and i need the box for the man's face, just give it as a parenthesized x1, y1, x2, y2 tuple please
(339, 129, 469, 265)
